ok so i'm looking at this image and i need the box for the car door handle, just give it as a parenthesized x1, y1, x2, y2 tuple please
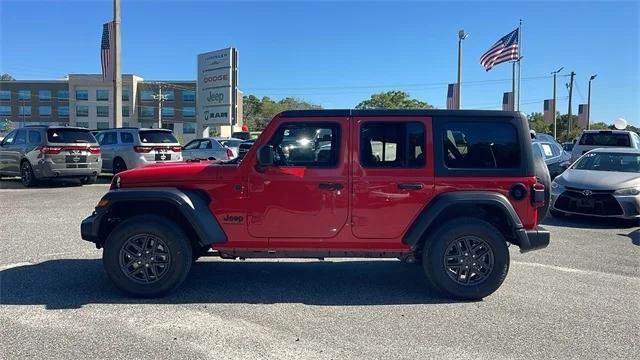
(398, 183, 423, 190)
(318, 182, 344, 191)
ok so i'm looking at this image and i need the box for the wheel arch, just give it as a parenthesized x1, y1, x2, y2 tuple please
(404, 191, 524, 252)
(94, 188, 227, 250)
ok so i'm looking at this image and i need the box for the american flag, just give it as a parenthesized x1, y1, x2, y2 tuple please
(543, 99, 555, 125)
(446, 83, 459, 110)
(480, 28, 519, 71)
(577, 104, 588, 128)
(502, 92, 514, 111)
(101, 22, 114, 81)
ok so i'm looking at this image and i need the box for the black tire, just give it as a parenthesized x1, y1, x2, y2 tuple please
(113, 158, 127, 175)
(20, 160, 38, 187)
(103, 215, 193, 297)
(81, 175, 98, 185)
(422, 218, 509, 300)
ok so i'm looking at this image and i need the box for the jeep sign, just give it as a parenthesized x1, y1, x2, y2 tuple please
(197, 48, 238, 126)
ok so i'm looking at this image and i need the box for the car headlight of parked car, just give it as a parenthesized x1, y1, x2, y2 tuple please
(614, 187, 640, 196)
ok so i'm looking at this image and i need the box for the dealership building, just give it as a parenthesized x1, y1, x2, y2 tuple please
(0, 74, 243, 142)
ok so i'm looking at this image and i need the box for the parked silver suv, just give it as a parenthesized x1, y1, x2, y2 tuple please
(0, 126, 102, 187)
(95, 128, 183, 174)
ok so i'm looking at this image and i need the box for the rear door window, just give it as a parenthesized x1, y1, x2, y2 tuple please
(139, 130, 178, 144)
(443, 122, 520, 169)
(579, 132, 631, 147)
(360, 122, 426, 168)
(120, 132, 134, 144)
(47, 129, 96, 144)
(183, 140, 201, 150)
(28, 130, 42, 144)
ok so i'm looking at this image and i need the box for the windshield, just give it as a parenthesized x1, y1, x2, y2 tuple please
(47, 129, 96, 143)
(139, 130, 178, 144)
(573, 152, 640, 173)
(578, 132, 630, 147)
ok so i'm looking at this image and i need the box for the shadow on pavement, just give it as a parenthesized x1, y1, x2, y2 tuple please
(0, 259, 460, 310)
(542, 214, 637, 230)
(618, 229, 640, 246)
(0, 175, 111, 189)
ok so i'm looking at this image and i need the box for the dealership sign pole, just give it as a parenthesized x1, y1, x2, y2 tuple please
(197, 48, 238, 136)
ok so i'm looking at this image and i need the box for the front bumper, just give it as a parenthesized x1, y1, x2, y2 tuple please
(80, 212, 103, 246)
(550, 187, 640, 219)
(515, 226, 550, 253)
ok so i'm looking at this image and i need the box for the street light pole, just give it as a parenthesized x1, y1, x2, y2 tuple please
(551, 67, 563, 139)
(587, 74, 597, 130)
(152, 84, 167, 129)
(456, 30, 469, 109)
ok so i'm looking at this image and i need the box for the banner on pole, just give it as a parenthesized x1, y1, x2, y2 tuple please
(502, 92, 514, 111)
(578, 104, 588, 128)
(446, 84, 459, 110)
(543, 99, 555, 125)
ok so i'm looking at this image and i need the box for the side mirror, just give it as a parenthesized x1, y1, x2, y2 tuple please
(256, 145, 274, 167)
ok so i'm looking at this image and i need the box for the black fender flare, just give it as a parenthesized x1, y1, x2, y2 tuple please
(86, 187, 227, 246)
(403, 191, 523, 248)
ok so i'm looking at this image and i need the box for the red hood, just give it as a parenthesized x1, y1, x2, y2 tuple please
(117, 161, 238, 187)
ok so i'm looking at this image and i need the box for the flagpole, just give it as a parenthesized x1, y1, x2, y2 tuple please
(517, 19, 523, 111)
(512, 62, 516, 111)
(113, 0, 122, 128)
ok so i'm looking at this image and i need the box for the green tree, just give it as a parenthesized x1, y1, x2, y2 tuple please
(0, 74, 15, 81)
(355, 91, 434, 109)
(242, 95, 322, 131)
(526, 112, 551, 134)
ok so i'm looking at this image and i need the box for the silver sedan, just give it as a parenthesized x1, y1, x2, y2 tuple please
(182, 138, 232, 161)
(550, 148, 640, 219)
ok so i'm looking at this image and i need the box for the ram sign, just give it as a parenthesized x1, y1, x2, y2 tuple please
(197, 48, 238, 126)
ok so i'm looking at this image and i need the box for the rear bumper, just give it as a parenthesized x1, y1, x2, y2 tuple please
(35, 158, 102, 178)
(515, 226, 550, 253)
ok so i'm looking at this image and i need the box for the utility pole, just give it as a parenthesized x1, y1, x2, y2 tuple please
(551, 67, 564, 139)
(456, 30, 469, 109)
(112, 0, 122, 128)
(566, 71, 575, 139)
(587, 74, 597, 130)
(152, 84, 167, 129)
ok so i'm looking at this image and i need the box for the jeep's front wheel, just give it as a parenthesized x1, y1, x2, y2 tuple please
(423, 218, 509, 300)
(103, 215, 192, 297)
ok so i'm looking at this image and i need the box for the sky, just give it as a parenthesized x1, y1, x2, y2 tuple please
(1, 0, 638, 124)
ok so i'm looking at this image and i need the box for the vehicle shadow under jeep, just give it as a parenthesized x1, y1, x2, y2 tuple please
(0, 259, 462, 310)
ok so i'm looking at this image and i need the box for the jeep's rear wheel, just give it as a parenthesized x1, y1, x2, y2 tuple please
(103, 215, 192, 297)
(423, 218, 509, 300)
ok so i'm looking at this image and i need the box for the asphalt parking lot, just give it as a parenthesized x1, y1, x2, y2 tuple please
(1, 178, 639, 360)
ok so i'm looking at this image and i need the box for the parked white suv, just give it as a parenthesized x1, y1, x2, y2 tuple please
(95, 128, 183, 174)
(570, 130, 640, 162)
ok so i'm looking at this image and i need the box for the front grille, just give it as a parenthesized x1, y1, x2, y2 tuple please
(555, 191, 623, 216)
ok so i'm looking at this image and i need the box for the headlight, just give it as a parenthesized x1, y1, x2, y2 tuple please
(614, 187, 640, 196)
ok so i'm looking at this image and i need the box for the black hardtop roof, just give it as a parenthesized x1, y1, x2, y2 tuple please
(279, 109, 521, 118)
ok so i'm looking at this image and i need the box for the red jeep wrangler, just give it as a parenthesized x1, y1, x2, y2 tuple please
(81, 110, 550, 300)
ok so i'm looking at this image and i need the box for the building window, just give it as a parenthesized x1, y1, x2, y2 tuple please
(39, 106, 52, 117)
(122, 88, 130, 101)
(141, 90, 155, 101)
(122, 121, 130, 127)
(140, 106, 154, 118)
(96, 89, 109, 101)
(19, 105, 32, 116)
(182, 90, 195, 102)
(122, 106, 130, 117)
(76, 121, 89, 128)
(140, 121, 156, 129)
(164, 90, 175, 101)
(97, 106, 109, 117)
(76, 90, 88, 101)
(38, 90, 51, 101)
(59, 106, 69, 118)
(76, 105, 89, 117)
(19, 90, 31, 101)
(161, 107, 174, 118)
(97, 122, 110, 130)
(183, 107, 195, 118)
(0, 105, 11, 116)
(161, 122, 174, 131)
(183, 122, 196, 134)
(58, 90, 69, 101)
(0, 90, 10, 101)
